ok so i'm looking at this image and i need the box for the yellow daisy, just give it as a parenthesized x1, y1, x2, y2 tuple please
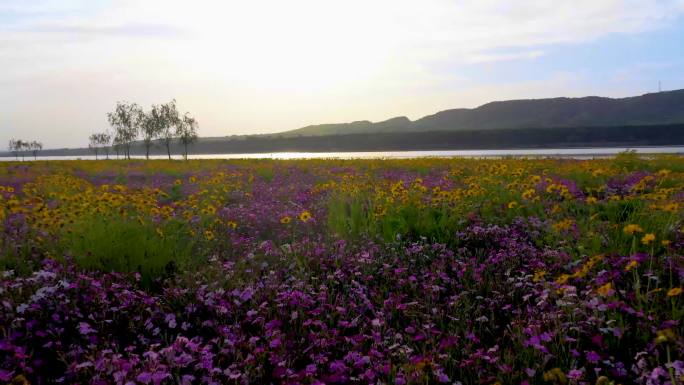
(299, 210, 313, 223)
(641, 233, 656, 245)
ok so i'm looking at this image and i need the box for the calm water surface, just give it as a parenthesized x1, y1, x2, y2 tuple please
(2, 146, 683, 161)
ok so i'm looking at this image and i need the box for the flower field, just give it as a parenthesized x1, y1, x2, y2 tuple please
(1, 153, 683, 385)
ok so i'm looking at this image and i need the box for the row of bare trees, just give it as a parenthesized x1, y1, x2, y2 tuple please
(88, 133, 112, 160)
(91, 100, 199, 160)
(7, 139, 43, 160)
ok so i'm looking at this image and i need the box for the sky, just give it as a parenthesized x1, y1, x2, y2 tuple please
(1, 0, 684, 149)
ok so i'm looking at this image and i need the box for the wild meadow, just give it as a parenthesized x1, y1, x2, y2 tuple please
(0, 153, 682, 385)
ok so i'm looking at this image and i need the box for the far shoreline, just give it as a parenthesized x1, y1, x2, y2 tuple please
(2, 145, 683, 161)
(4, 124, 684, 159)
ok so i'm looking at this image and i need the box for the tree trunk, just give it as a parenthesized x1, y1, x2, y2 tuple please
(166, 139, 171, 160)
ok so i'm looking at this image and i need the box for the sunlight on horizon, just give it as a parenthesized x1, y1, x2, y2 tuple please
(1, 0, 684, 147)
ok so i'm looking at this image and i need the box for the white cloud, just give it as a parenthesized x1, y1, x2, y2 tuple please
(1, 0, 684, 147)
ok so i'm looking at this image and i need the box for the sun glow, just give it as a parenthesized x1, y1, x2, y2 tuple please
(3, 0, 684, 146)
(152, 0, 401, 92)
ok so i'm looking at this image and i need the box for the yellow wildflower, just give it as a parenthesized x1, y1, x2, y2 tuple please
(204, 230, 215, 241)
(552, 219, 574, 232)
(663, 202, 679, 212)
(623, 224, 643, 235)
(586, 196, 598, 204)
(667, 287, 682, 297)
(542, 367, 567, 385)
(596, 283, 612, 297)
(11, 374, 30, 385)
(507, 201, 518, 209)
(555, 274, 570, 285)
(522, 189, 535, 200)
(657, 169, 671, 177)
(204, 205, 216, 215)
(280, 216, 292, 224)
(655, 329, 676, 344)
(299, 210, 313, 222)
(624, 260, 638, 272)
(641, 233, 655, 245)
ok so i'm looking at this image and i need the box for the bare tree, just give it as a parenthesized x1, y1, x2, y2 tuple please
(8, 139, 20, 160)
(100, 132, 112, 159)
(89, 134, 101, 160)
(159, 100, 179, 160)
(112, 136, 123, 159)
(89, 132, 112, 160)
(107, 101, 142, 160)
(176, 112, 199, 160)
(29, 141, 42, 160)
(13, 140, 28, 161)
(140, 108, 161, 160)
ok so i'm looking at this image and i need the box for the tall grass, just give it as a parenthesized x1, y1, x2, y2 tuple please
(56, 215, 196, 288)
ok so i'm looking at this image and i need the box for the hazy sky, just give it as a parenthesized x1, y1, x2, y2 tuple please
(2, 0, 684, 148)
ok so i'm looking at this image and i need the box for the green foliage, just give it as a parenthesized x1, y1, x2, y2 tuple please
(327, 194, 371, 240)
(256, 166, 275, 182)
(0, 236, 41, 275)
(57, 215, 196, 288)
(115, 173, 128, 185)
(612, 150, 648, 172)
(168, 184, 184, 202)
(327, 193, 469, 245)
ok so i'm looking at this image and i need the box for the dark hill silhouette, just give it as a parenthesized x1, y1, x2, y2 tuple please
(3, 89, 684, 158)
(283, 89, 684, 136)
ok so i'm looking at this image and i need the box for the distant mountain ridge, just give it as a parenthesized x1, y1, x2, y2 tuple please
(3, 89, 684, 158)
(282, 89, 684, 136)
